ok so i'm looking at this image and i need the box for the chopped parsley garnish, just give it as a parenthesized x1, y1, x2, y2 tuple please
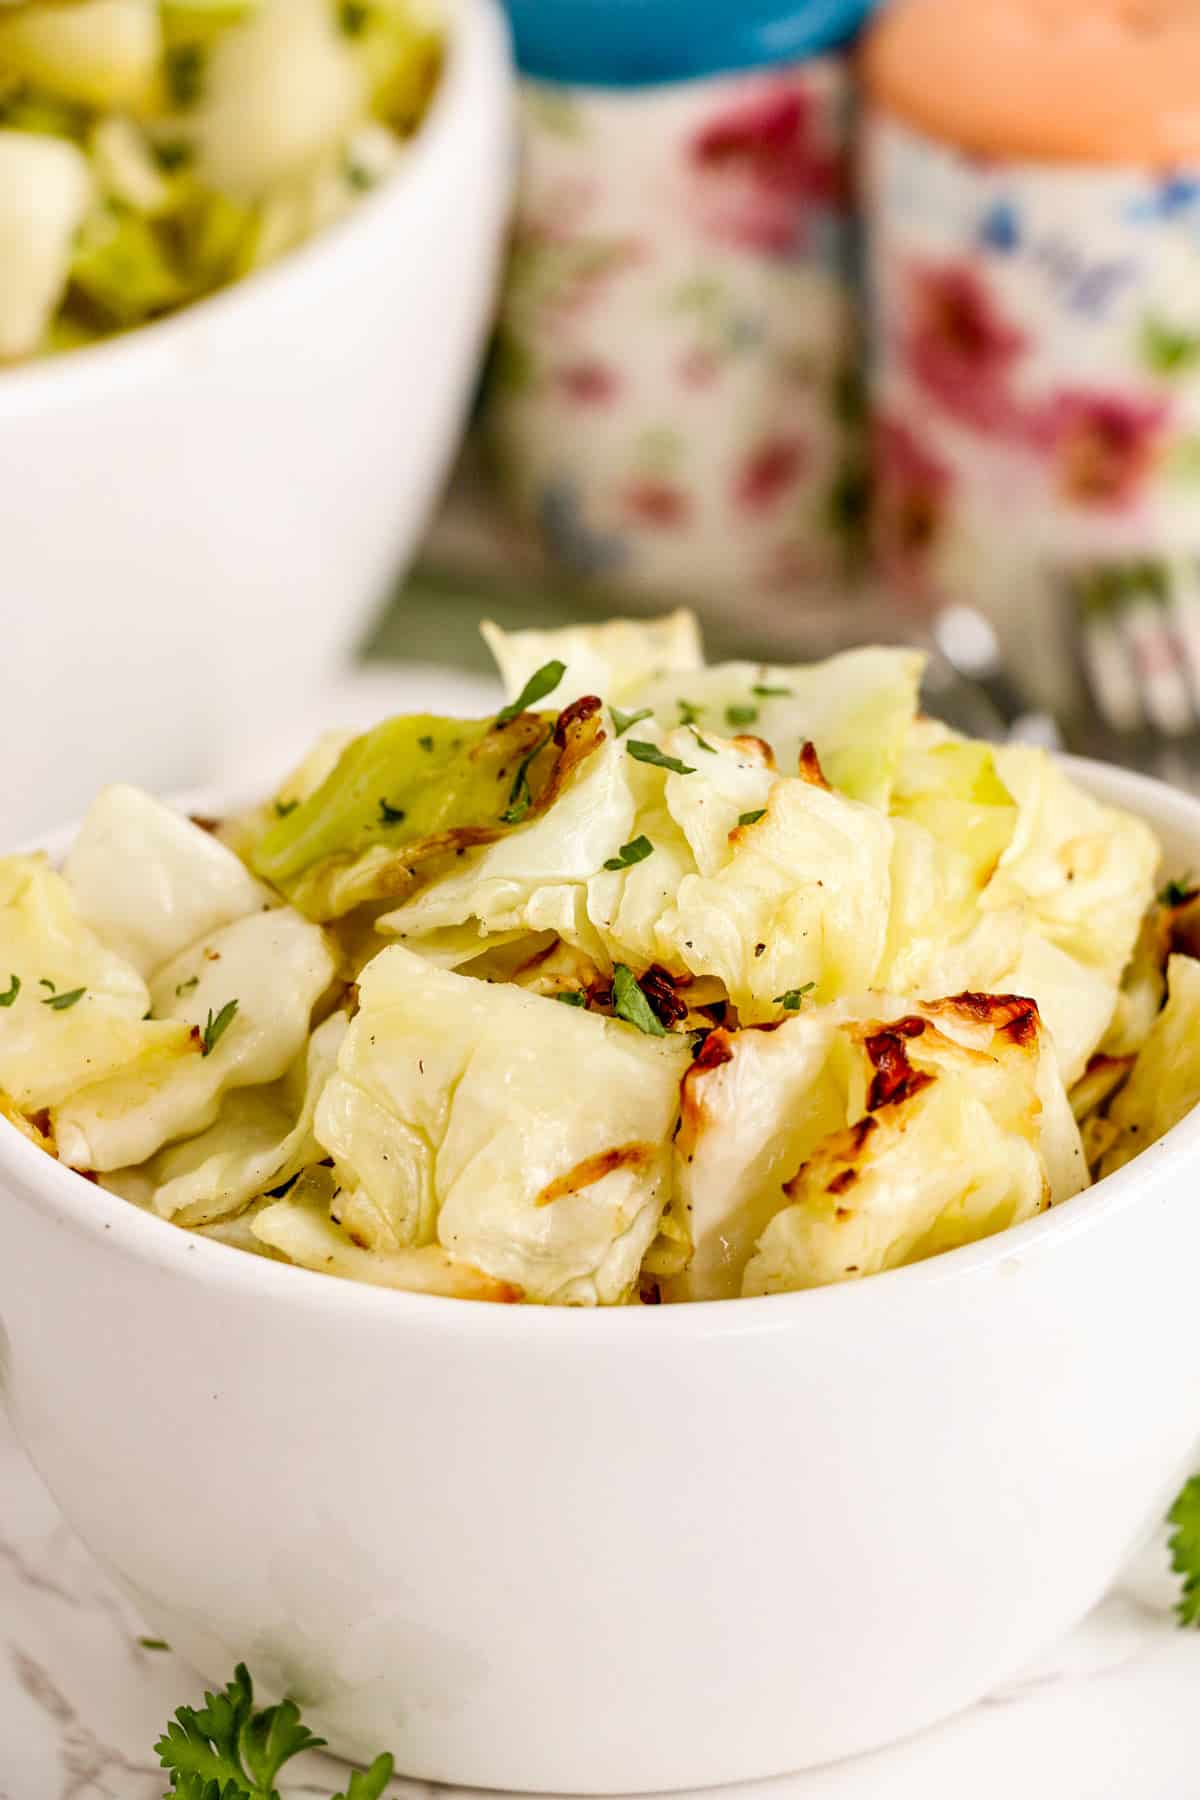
(626, 740, 695, 776)
(738, 809, 766, 827)
(274, 799, 299, 819)
(340, 0, 370, 32)
(155, 1661, 394, 1800)
(1159, 875, 1196, 908)
(555, 990, 587, 1007)
(610, 706, 652, 738)
(774, 983, 815, 1012)
(165, 42, 205, 107)
(725, 703, 758, 728)
(0, 973, 18, 1008)
(417, 734, 435, 752)
(201, 999, 239, 1056)
(138, 1637, 170, 1652)
(39, 977, 55, 991)
(612, 964, 667, 1037)
(1169, 1474, 1200, 1626)
(604, 835, 654, 872)
(494, 659, 565, 726)
(42, 986, 85, 1011)
(176, 976, 199, 998)
(752, 683, 793, 698)
(690, 727, 716, 753)
(676, 698, 704, 727)
(153, 140, 192, 174)
(502, 729, 553, 825)
(345, 156, 373, 192)
(378, 798, 407, 825)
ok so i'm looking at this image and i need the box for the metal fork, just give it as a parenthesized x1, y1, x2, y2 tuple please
(933, 571, 1200, 791)
(1057, 555, 1200, 793)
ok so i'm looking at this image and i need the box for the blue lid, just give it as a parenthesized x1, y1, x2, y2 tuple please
(502, 0, 878, 86)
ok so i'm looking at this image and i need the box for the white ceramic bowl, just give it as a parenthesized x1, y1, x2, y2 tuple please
(0, 0, 513, 845)
(1, 757, 1198, 1794)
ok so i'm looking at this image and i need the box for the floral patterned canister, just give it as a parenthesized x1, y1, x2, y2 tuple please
(863, 0, 1200, 719)
(483, 56, 867, 601)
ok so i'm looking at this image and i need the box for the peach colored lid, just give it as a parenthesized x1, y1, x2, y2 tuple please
(863, 0, 1200, 167)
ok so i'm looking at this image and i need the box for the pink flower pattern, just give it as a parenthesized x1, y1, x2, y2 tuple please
(621, 478, 692, 529)
(901, 261, 1027, 437)
(687, 80, 848, 258)
(556, 360, 621, 406)
(733, 436, 808, 513)
(485, 59, 863, 596)
(871, 417, 952, 596)
(1034, 389, 1169, 511)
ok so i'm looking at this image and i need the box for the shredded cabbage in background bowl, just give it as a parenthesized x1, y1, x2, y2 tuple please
(0, 0, 442, 364)
(1, 610, 1195, 1305)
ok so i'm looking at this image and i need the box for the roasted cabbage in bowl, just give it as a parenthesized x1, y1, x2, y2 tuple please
(1, 611, 1192, 1304)
(0, 0, 442, 364)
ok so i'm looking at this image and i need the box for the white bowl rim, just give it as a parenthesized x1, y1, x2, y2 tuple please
(0, 0, 509, 413)
(2, 752, 1197, 1337)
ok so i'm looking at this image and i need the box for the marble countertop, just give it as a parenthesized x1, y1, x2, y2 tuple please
(3, 1405, 1198, 1800)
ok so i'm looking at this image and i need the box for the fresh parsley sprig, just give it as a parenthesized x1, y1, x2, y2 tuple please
(774, 983, 815, 1012)
(612, 964, 667, 1037)
(494, 659, 565, 726)
(502, 728, 554, 825)
(626, 740, 694, 776)
(1169, 1474, 1200, 1627)
(156, 1663, 394, 1800)
(201, 1000, 239, 1057)
(1159, 875, 1196, 908)
(42, 986, 86, 1011)
(603, 836, 654, 872)
(610, 706, 652, 738)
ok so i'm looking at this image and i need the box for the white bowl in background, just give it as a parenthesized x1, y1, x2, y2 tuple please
(1, 757, 1198, 1793)
(0, 0, 513, 845)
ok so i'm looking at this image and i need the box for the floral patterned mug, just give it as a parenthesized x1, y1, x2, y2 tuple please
(483, 2, 876, 603)
(863, 0, 1200, 719)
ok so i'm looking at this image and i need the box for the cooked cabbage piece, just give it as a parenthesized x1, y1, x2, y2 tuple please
(371, 702, 628, 958)
(481, 611, 703, 712)
(0, 0, 160, 111)
(629, 647, 923, 810)
(1098, 954, 1200, 1176)
(673, 992, 1086, 1301)
(984, 746, 1159, 986)
(64, 784, 266, 978)
(249, 702, 608, 922)
(657, 750, 894, 1022)
(0, 130, 92, 361)
(102, 1011, 346, 1227)
(0, 854, 191, 1112)
(312, 946, 690, 1304)
(53, 907, 336, 1170)
(253, 1170, 520, 1302)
